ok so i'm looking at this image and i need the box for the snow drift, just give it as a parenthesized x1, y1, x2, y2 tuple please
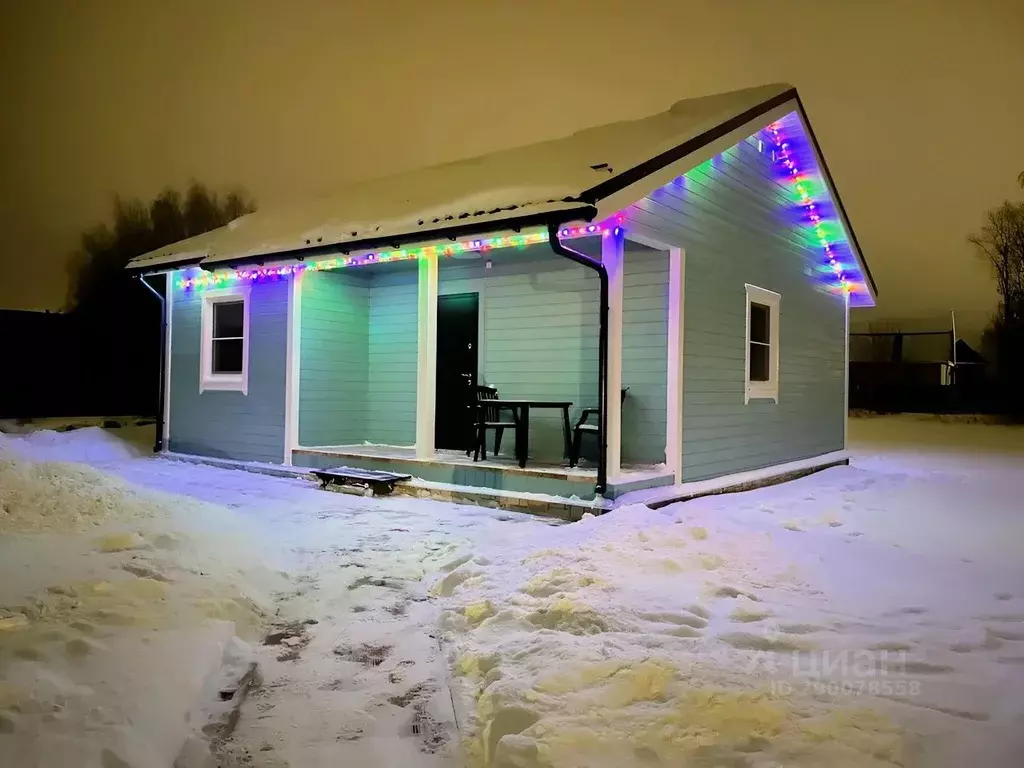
(0, 429, 288, 767)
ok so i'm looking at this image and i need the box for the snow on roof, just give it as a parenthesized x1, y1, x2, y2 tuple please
(128, 84, 793, 270)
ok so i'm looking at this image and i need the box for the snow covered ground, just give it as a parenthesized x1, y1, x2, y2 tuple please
(2, 415, 1022, 767)
(0, 427, 289, 767)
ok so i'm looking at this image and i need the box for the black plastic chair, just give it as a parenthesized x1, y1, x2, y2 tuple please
(569, 387, 628, 467)
(473, 385, 521, 462)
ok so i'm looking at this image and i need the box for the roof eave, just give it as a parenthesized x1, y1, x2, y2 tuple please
(126, 254, 206, 276)
(135, 205, 600, 273)
(791, 95, 878, 300)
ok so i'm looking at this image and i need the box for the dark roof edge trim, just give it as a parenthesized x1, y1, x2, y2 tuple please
(127, 255, 206, 275)
(578, 88, 799, 204)
(793, 95, 878, 298)
(126, 206, 599, 274)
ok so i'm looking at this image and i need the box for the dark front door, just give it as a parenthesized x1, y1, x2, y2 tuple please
(435, 292, 480, 449)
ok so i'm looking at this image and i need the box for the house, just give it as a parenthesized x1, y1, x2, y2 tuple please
(127, 83, 876, 503)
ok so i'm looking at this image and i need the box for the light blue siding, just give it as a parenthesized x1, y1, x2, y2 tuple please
(366, 266, 419, 445)
(622, 249, 668, 464)
(297, 265, 418, 448)
(168, 274, 289, 463)
(622, 137, 846, 481)
(298, 270, 369, 445)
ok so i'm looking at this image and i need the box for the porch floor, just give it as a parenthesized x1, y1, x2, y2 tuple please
(293, 444, 674, 500)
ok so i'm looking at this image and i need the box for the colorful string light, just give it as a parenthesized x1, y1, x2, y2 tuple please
(176, 119, 870, 305)
(762, 115, 869, 304)
(177, 223, 612, 290)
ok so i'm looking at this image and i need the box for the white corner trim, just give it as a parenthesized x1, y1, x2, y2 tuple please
(415, 250, 439, 460)
(162, 273, 174, 450)
(199, 284, 251, 395)
(284, 272, 302, 465)
(666, 247, 685, 483)
(744, 283, 781, 404)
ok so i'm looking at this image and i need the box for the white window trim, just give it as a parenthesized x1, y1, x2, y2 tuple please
(200, 285, 250, 394)
(744, 283, 780, 404)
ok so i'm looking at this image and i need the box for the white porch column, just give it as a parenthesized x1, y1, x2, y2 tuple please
(416, 250, 439, 459)
(283, 270, 302, 465)
(604, 230, 625, 480)
(665, 247, 685, 482)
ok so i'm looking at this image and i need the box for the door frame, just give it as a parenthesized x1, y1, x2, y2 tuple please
(434, 291, 481, 450)
(439, 279, 486, 374)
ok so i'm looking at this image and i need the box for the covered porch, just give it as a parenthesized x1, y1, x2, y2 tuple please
(288, 224, 684, 500)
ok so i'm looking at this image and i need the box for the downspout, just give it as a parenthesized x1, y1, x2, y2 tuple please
(137, 275, 166, 453)
(546, 223, 609, 495)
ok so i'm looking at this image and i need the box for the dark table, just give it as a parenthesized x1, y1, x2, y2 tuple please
(488, 400, 573, 468)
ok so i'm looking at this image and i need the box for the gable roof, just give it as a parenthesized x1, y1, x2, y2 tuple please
(127, 83, 874, 299)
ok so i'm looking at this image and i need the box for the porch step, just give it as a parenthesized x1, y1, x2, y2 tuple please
(311, 466, 412, 496)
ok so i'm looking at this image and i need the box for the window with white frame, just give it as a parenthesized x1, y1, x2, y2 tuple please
(200, 287, 250, 393)
(744, 284, 780, 403)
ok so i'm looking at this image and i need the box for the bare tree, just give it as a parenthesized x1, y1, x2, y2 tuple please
(968, 201, 1024, 322)
(67, 182, 254, 311)
(969, 172, 1024, 417)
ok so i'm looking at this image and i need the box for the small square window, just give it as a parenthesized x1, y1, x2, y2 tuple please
(211, 301, 245, 375)
(200, 289, 249, 393)
(745, 285, 780, 403)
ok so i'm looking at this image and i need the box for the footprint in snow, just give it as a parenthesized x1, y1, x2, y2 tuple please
(334, 642, 393, 667)
(711, 585, 760, 602)
(640, 611, 708, 629)
(778, 623, 825, 635)
(718, 632, 808, 652)
(883, 606, 927, 617)
(868, 641, 913, 652)
(880, 659, 954, 675)
(987, 625, 1024, 641)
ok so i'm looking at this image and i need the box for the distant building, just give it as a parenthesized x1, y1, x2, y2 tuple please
(850, 326, 988, 412)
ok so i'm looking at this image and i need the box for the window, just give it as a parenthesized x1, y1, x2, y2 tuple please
(744, 284, 780, 403)
(200, 287, 250, 393)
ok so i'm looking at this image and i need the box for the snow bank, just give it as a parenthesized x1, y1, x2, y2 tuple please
(0, 425, 143, 464)
(0, 438, 288, 767)
(0, 455, 164, 533)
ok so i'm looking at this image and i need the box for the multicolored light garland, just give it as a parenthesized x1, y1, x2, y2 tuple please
(176, 223, 613, 291)
(175, 115, 871, 305)
(761, 114, 870, 305)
